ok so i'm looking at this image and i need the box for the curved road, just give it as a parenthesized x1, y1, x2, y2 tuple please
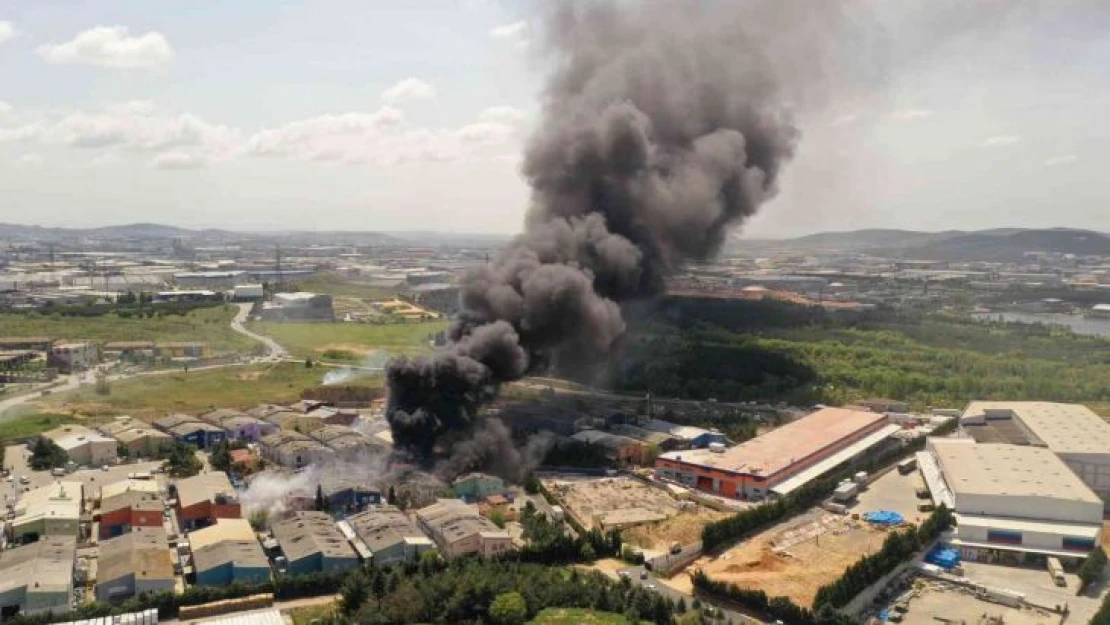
(0, 304, 290, 419)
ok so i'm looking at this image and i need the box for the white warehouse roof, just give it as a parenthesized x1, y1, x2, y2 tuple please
(961, 401, 1110, 455)
(931, 439, 1101, 504)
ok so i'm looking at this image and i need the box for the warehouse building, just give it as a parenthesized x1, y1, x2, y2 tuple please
(41, 424, 118, 467)
(99, 418, 173, 458)
(268, 512, 358, 576)
(174, 472, 241, 530)
(259, 431, 335, 468)
(95, 527, 174, 602)
(922, 438, 1103, 563)
(414, 499, 512, 559)
(642, 420, 728, 449)
(188, 519, 270, 587)
(153, 414, 226, 450)
(341, 505, 434, 566)
(199, 409, 276, 442)
(98, 481, 164, 540)
(961, 401, 1110, 509)
(0, 536, 76, 618)
(8, 482, 83, 543)
(655, 407, 898, 500)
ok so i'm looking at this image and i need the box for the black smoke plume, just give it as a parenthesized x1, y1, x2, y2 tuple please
(387, 0, 799, 463)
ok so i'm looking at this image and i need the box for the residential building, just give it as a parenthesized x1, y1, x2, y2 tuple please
(188, 519, 270, 587)
(47, 341, 98, 373)
(199, 409, 276, 442)
(95, 527, 174, 602)
(8, 482, 82, 543)
(41, 424, 118, 467)
(922, 438, 1104, 563)
(342, 505, 434, 566)
(0, 536, 76, 618)
(269, 512, 359, 576)
(414, 499, 512, 559)
(174, 472, 241, 531)
(153, 414, 225, 450)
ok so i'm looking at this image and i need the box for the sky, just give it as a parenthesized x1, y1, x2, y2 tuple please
(0, 0, 1108, 238)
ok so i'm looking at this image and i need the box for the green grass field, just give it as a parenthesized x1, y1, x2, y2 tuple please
(289, 273, 398, 301)
(0, 412, 77, 441)
(0, 305, 258, 354)
(529, 608, 645, 625)
(27, 362, 374, 419)
(248, 319, 448, 361)
(286, 602, 338, 625)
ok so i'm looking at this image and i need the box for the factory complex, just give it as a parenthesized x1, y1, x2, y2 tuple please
(655, 407, 902, 500)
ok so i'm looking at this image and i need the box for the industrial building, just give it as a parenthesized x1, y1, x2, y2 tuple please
(95, 527, 175, 602)
(174, 472, 241, 530)
(98, 480, 164, 539)
(960, 401, 1110, 509)
(47, 341, 98, 373)
(414, 499, 512, 559)
(341, 505, 434, 566)
(655, 407, 899, 500)
(153, 414, 226, 450)
(268, 512, 359, 576)
(921, 438, 1103, 563)
(0, 536, 76, 618)
(187, 519, 270, 587)
(452, 473, 506, 500)
(7, 482, 83, 543)
(199, 409, 277, 442)
(642, 420, 728, 449)
(41, 424, 118, 467)
(258, 292, 334, 321)
(259, 431, 335, 468)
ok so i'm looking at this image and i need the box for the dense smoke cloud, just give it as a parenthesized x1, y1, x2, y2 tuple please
(387, 0, 799, 462)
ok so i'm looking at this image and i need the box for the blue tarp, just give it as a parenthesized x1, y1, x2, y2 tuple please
(877, 610, 890, 622)
(863, 510, 904, 525)
(925, 545, 961, 569)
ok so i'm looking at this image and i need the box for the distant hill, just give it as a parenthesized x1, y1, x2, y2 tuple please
(0, 223, 396, 246)
(738, 227, 1110, 261)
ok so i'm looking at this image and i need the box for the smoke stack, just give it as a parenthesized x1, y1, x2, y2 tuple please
(387, 0, 798, 461)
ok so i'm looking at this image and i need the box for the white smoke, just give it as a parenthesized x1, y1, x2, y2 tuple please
(322, 349, 390, 385)
(241, 467, 319, 518)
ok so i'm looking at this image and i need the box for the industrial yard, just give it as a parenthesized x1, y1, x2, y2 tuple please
(675, 508, 895, 607)
(897, 581, 1059, 625)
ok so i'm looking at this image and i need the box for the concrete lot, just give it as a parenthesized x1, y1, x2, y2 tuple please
(900, 582, 1060, 625)
(2, 444, 164, 506)
(961, 561, 1104, 624)
(850, 467, 928, 523)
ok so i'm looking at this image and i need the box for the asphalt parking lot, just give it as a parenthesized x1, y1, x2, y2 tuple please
(851, 467, 928, 522)
(2, 444, 164, 507)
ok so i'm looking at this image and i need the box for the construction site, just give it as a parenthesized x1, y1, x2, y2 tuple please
(540, 474, 727, 549)
(895, 580, 1060, 625)
(670, 508, 898, 607)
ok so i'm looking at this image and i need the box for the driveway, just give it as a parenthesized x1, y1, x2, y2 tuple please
(616, 565, 764, 625)
(230, 303, 288, 361)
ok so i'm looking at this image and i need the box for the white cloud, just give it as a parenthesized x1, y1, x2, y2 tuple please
(37, 26, 173, 69)
(891, 109, 932, 121)
(0, 101, 12, 117)
(479, 105, 527, 125)
(13, 153, 42, 167)
(45, 104, 239, 158)
(981, 134, 1021, 148)
(489, 20, 530, 49)
(830, 113, 859, 127)
(456, 121, 515, 145)
(1044, 154, 1078, 167)
(489, 20, 528, 40)
(380, 78, 436, 104)
(151, 151, 206, 170)
(0, 21, 17, 45)
(0, 122, 41, 143)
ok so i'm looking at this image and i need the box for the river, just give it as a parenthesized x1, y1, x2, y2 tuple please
(973, 312, 1110, 338)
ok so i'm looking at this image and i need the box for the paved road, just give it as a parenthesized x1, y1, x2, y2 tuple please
(231, 302, 288, 361)
(617, 565, 763, 625)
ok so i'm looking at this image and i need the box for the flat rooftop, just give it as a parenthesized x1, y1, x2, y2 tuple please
(932, 439, 1102, 503)
(0, 536, 76, 595)
(660, 407, 886, 478)
(98, 526, 173, 583)
(962, 401, 1110, 455)
(346, 505, 428, 554)
(175, 472, 237, 509)
(188, 518, 256, 552)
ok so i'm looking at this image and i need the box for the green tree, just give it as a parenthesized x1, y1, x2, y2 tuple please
(488, 591, 528, 625)
(490, 509, 506, 529)
(160, 441, 202, 478)
(209, 440, 232, 472)
(29, 437, 68, 470)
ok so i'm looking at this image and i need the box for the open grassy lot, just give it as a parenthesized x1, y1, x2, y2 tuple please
(290, 273, 399, 300)
(0, 305, 257, 354)
(26, 362, 376, 419)
(286, 602, 339, 625)
(529, 608, 640, 625)
(0, 412, 77, 440)
(248, 319, 448, 361)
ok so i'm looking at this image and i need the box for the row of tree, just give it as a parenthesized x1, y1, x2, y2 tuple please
(1078, 546, 1108, 595)
(812, 505, 953, 610)
(691, 570, 857, 625)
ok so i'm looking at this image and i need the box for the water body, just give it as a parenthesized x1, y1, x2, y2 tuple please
(974, 312, 1110, 339)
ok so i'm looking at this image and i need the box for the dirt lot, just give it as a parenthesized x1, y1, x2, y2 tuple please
(898, 580, 1059, 625)
(543, 475, 725, 546)
(672, 509, 896, 607)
